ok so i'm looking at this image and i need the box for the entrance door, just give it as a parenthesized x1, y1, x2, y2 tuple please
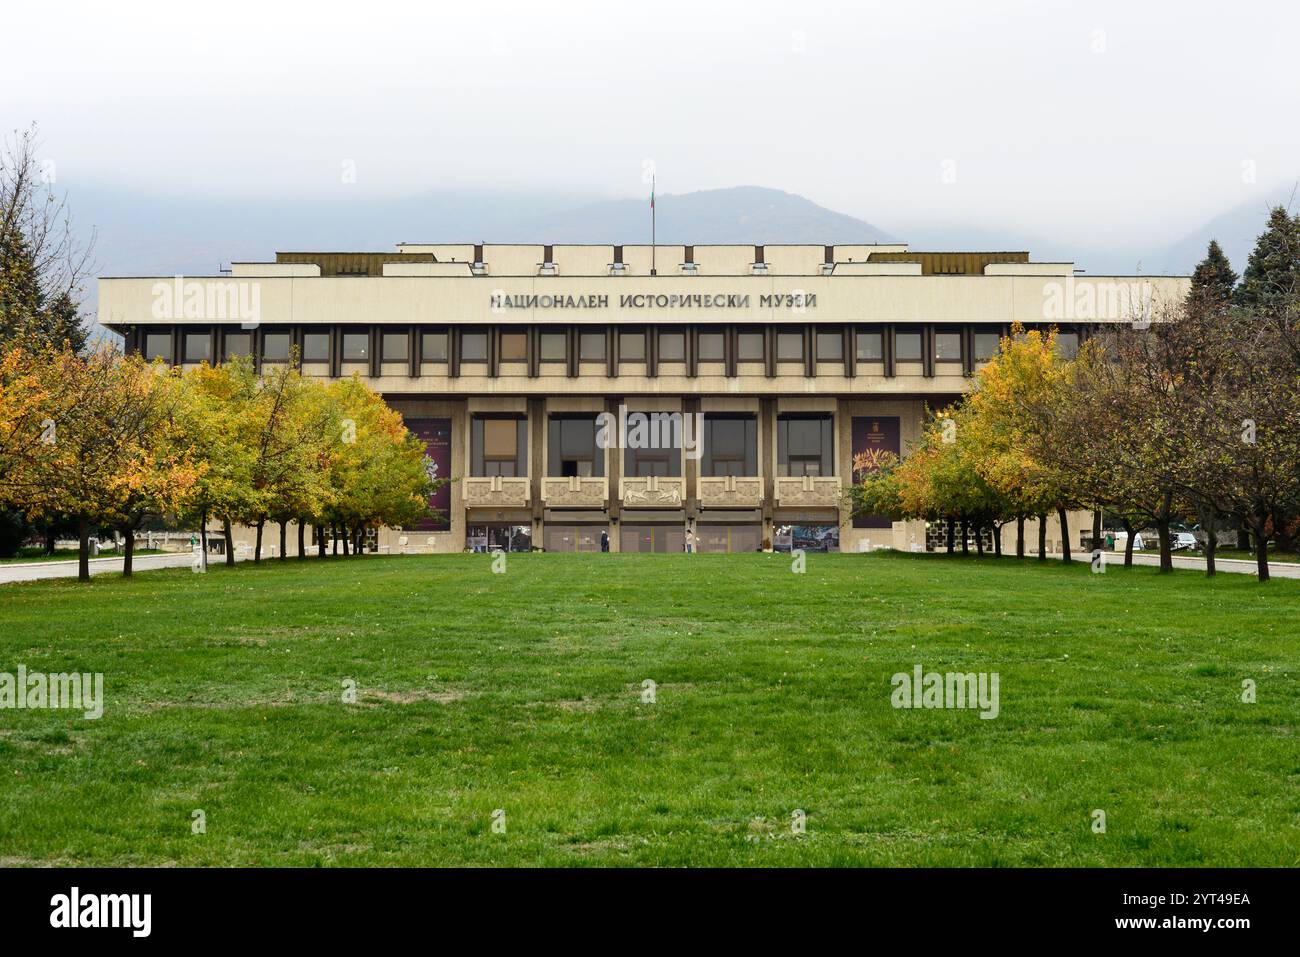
(543, 524, 603, 553)
(620, 524, 685, 553)
(470, 524, 532, 552)
(698, 523, 762, 553)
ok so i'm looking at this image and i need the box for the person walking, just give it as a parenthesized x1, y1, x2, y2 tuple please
(685, 527, 696, 554)
(600, 530, 609, 552)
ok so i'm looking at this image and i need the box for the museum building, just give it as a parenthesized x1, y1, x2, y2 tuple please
(97, 242, 1189, 553)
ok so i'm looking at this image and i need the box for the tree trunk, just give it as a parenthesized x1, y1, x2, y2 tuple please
(297, 520, 306, 560)
(1274, 515, 1294, 556)
(1200, 504, 1217, 578)
(331, 523, 339, 556)
(1122, 518, 1135, 567)
(1253, 516, 1270, 582)
(1016, 515, 1024, 558)
(200, 510, 209, 572)
(960, 518, 970, 555)
(122, 525, 135, 577)
(44, 526, 56, 555)
(994, 524, 1003, 557)
(1156, 491, 1173, 572)
(946, 517, 955, 555)
(254, 519, 265, 564)
(341, 525, 350, 556)
(278, 520, 287, 561)
(1057, 507, 1071, 563)
(1091, 508, 1102, 553)
(975, 522, 985, 557)
(318, 524, 327, 558)
(223, 519, 235, 566)
(77, 517, 90, 582)
(1036, 513, 1047, 561)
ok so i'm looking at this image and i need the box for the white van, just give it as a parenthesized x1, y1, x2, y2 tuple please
(1113, 530, 1145, 551)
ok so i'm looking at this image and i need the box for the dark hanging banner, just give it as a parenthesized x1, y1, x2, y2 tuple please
(404, 417, 452, 532)
(852, 416, 900, 529)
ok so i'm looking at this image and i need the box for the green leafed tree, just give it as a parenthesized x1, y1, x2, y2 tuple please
(1236, 206, 1300, 311)
(0, 125, 94, 353)
(1189, 239, 1238, 302)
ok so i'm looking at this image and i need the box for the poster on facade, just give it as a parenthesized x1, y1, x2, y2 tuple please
(852, 416, 900, 529)
(774, 525, 840, 552)
(404, 417, 452, 531)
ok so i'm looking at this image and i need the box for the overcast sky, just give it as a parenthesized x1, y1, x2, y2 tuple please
(5, 0, 1297, 247)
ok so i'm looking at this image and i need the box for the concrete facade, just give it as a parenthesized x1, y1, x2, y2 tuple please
(97, 242, 1190, 555)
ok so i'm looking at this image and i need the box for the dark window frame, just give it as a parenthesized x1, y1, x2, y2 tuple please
(697, 329, 726, 362)
(499, 330, 528, 362)
(894, 329, 923, 362)
(815, 329, 843, 362)
(380, 329, 409, 363)
(222, 331, 252, 362)
(776, 330, 805, 362)
(547, 414, 606, 477)
(144, 331, 174, 364)
(933, 329, 963, 363)
(973, 328, 1001, 362)
(578, 330, 606, 362)
(856, 327, 884, 361)
(702, 414, 757, 477)
(460, 329, 489, 363)
(538, 330, 568, 363)
(342, 330, 370, 362)
(421, 329, 449, 363)
(182, 330, 211, 364)
(623, 411, 683, 477)
(736, 329, 765, 362)
(302, 330, 331, 363)
(776, 414, 834, 477)
(619, 329, 647, 362)
(471, 414, 528, 477)
(658, 329, 686, 362)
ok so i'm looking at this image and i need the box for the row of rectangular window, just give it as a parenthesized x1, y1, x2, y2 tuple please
(143, 327, 1080, 367)
(473, 413, 828, 479)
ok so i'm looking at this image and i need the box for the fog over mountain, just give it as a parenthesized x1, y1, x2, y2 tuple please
(515, 187, 897, 245)
(1152, 186, 1300, 276)
(78, 180, 1296, 334)
(82, 185, 894, 278)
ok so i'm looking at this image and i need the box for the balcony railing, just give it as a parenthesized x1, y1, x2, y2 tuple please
(620, 475, 686, 508)
(697, 475, 763, 508)
(773, 475, 842, 508)
(541, 476, 608, 508)
(463, 475, 530, 508)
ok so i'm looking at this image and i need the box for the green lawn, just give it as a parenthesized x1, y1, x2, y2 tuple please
(0, 552, 1296, 866)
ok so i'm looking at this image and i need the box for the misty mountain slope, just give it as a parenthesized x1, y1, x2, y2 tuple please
(1155, 184, 1299, 274)
(509, 186, 897, 245)
(77, 185, 598, 278)
(78, 184, 895, 283)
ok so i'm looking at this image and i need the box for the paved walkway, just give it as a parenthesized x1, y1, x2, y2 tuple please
(3, 547, 1296, 584)
(0, 551, 195, 584)
(1075, 550, 1300, 578)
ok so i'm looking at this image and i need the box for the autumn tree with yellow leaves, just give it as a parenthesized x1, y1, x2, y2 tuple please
(1, 347, 200, 579)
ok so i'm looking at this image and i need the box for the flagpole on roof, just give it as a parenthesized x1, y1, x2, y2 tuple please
(650, 175, 657, 276)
